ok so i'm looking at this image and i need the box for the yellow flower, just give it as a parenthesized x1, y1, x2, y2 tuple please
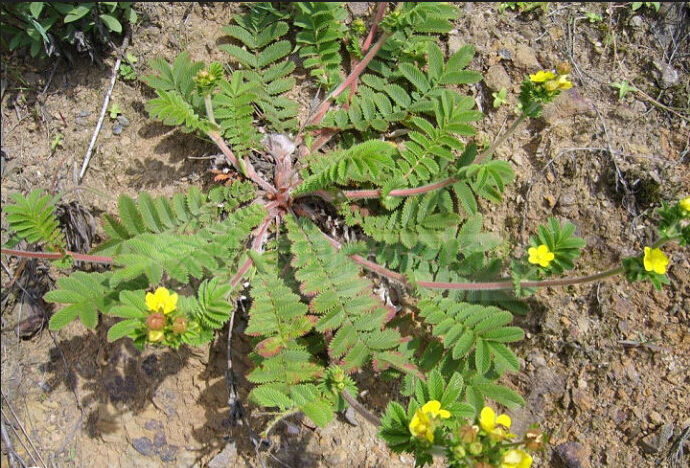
(148, 330, 164, 342)
(479, 406, 514, 440)
(556, 74, 572, 90)
(409, 409, 434, 442)
(528, 244, 555, 267)
(529, 70, 556, 83)
(420, 400, 451, 419)
(409, 400, 451, 443)
(680, 197, 690, 214)
(145, 287, 178, 314)
(501, 449, 533, 468)
(643, 247, 669, 274)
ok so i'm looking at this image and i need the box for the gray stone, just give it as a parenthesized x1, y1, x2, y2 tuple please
(448, 35, 464, 56)
(347, 2, 369, 16)
(659, 63, 679, 89)
(132, 437, 155, 457)
(484, 64, 512, 91)
(158, 444, 178, 463)
(112, 122, 123, 135)
(629, 16, 644, 28)
(208, 442, 238, 468)
(640, 423, 674, 453)
(513, 44, 541, 70)
(117, 114, 130, 127)
(324, 448, 348, 465)
(554, 441, 590, 468)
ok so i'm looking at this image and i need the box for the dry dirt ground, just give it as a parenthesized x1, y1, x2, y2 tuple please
(1, 3, 689, 467)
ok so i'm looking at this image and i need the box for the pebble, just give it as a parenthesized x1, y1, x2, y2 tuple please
(158, 444, 178, 462)
(640, 423, 674, 454)
(347, 2, 369, 16)
(117, 114, 130, 126)
(112, 122, 124, 135)
(132, 436, 155, 457)
(324, 448, 348, 465)
(448, 35, 464, 55)
(554, 441, 590, 468)
(484, 64, 512, 92)
(629, 16, 644, 28)
(208, 442, 237, 468)
(513, 44, 540, 69)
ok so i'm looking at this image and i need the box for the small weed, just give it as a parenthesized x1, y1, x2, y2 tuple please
(492, 88, 508, 108)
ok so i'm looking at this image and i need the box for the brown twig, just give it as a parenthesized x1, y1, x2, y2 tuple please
(1, 416, 26, 468)
(1, 393, 47, 468)
(78, 35, 130, 182)
(340, 391, 381, 427)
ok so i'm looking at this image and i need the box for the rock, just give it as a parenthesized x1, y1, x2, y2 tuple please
(542, 90, 593, 125)
(343, 406, 359, 426)
(117, 114, 130, 127)
(513, 44, 540, 70)
(112, 122, 123, 135)
(176, 450, 199, 468)
(629, 16, 644, 28)
(158, 444, 178, 462)
(208, 442, 237, 468)
(324, 448, 348, 465)
(484, 65, 512, 92)
(640, 423, 674, 453)
(656, 63, 679, 89)
(526, 350, 547, 368)
(554, 441, 591, 468)
(132, 437, 155, 457)
(448, 35, 464, 55)
(153, 431, 167, 447)
(347, 2, 369, 16)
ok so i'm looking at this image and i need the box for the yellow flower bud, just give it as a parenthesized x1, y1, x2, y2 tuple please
(148, 330, 164, 342)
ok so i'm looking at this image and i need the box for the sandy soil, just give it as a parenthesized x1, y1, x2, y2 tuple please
(1, 3, 688, 467)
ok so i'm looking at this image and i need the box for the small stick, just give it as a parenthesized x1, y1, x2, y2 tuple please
(78, 35, 130, 182)
(0, 396, 47, 468)
(1, 417, 26, 468)
(341, 391, 381, 427)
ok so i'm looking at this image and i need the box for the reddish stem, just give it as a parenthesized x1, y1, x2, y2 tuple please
(317, 232, 627, 292)
(1, 248, 113, 264)
(362, 2, 387, 51)
(346, 3, 388, 104)
(229, 215, 274, 289)
(306, 32, 391, 129)
(208, 132, 276, 194)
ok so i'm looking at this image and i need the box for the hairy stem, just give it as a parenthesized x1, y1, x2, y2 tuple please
(318, 230, 638, 292)
(204, 94, 216, 125)
(473, 113, 527, 165)
(341, 391, 381, 427)
(1, 248, 113, 264)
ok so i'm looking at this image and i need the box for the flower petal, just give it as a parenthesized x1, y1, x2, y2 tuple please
(479, 406, 496, 432)
(422, 400, 441, 415)
(438, 409, 451, 419)
(496, 414, 512, 429)
(145, 292, 157, 311)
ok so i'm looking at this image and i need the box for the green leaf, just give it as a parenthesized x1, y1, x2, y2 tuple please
(64, 6, 91, 23)
(29, 3, 44, 18)
(107, 319, 140, 342)
(99, 14, 122, 33)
